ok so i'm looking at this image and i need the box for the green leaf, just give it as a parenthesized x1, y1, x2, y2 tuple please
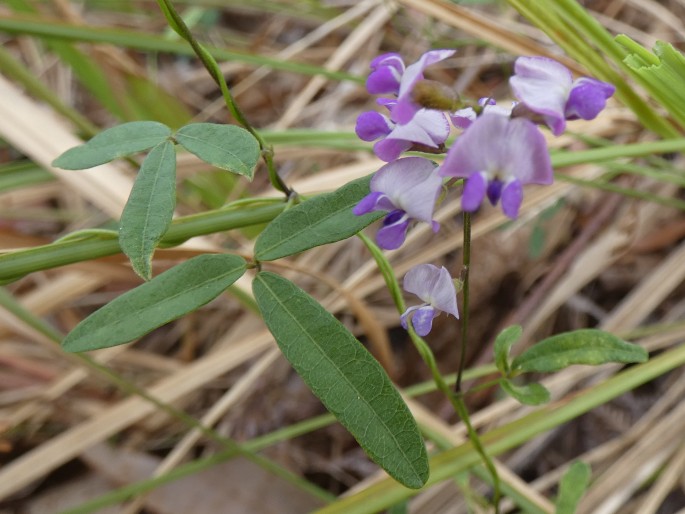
(494, 325, 522, 376)
(512, 329, 648, 374)
(254, 175, 384, 261)
(62, 254, 246, 352)
(52, 121, 172, 170)
(555, 461, 591, 514)
(119, 140, 177, 280)
(253, 271, 428, 488)
(500, 379, 550, 406)
(174, 123, 259, 179)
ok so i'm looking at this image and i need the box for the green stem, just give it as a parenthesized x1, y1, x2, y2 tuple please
(457, 211, 471, 392)
(358, 229, 500, 511)
(155, 0, 291, 196)
(0, 201, 285, 282)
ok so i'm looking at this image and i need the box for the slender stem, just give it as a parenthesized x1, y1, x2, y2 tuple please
(457, 211, 472, 392)
(156, 0, 291, 196)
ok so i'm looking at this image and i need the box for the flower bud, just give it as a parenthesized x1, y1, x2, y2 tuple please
(411, 80, 463, 112)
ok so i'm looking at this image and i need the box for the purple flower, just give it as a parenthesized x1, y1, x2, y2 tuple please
(353, 157, 442, 249)
(355, 100, 450, 162)
(440, 113, 553, 219)
(400, 264, 459, 336)
(509, 56, 615, 136)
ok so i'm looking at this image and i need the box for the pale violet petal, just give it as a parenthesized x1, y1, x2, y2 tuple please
(427, 266, 459, 318)
(370, 157, 442, 224)
(509, 56, 572, 135)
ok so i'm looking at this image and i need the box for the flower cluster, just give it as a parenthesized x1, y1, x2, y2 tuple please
(354, 51, 614, 335)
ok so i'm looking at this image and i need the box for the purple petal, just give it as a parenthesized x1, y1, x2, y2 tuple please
(373, 138, 412, 162)
(461, 172, 487, 212)
(370, 157, 443, 223)
(376, 211, 410, 250)
(370, 53, 404, 72)
(355, 111, 392, 141)
(441, 114, 552, 186)
(353, 191, 384, 216)
(392, 96, 420, 125)
(509, 56, 573, 135)
(451, 107, 476, 129)
(501, 179, 523, 219)
(367, 66, 402, 95)
(367, 53, 404, 95)
(565, 77, 615, 121)
(410, 305, 439, 336)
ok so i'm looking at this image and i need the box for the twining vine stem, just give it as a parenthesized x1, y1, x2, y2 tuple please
(156, 0, 291, 196)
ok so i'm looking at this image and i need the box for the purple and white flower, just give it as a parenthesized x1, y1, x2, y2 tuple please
(400, 264, 459, 336)
(440, 113, 553, 219)
(509, 56, 615, 135)
(353, 157, 443, 250)
(355, 99, 450, 162)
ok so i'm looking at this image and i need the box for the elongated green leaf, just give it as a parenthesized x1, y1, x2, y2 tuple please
(494, 325, 522, 376)
(500, 379, 550, 406)
(62, 254, 246, 352)
(255, 175, 384, 261)
(556, 461, 591, 514)
(253, 271, 428, 489)
(119, 140, 177, 280)
(512, 329, 648, 373)
(174, 123, 259, 179)
(53, 121, 172, 170)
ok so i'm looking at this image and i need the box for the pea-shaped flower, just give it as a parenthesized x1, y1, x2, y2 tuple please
(353, 157, 442, 250)
(509, 56, 615, 135)
(355, 99, 450, 162)
(366, 49, 456, 124)
(440, 113, 553, 219)
(400, 264, 459, 336)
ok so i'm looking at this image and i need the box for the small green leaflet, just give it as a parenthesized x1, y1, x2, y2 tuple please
(62, 254, 246, 352)
(174, 123, 260, 179)
(52, 121, 172, 170)
(500, 379, 550, 406)
(493, 325, 522, 376)
(254, 175, 384, 261)
(253, 272, 428, 488)
(512, 329, 648, 374)
(555, 461, 591, 514)
(119, 140, 177, 280)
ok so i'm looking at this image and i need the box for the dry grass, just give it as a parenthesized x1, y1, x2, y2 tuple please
(1, 0, 685, 513)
